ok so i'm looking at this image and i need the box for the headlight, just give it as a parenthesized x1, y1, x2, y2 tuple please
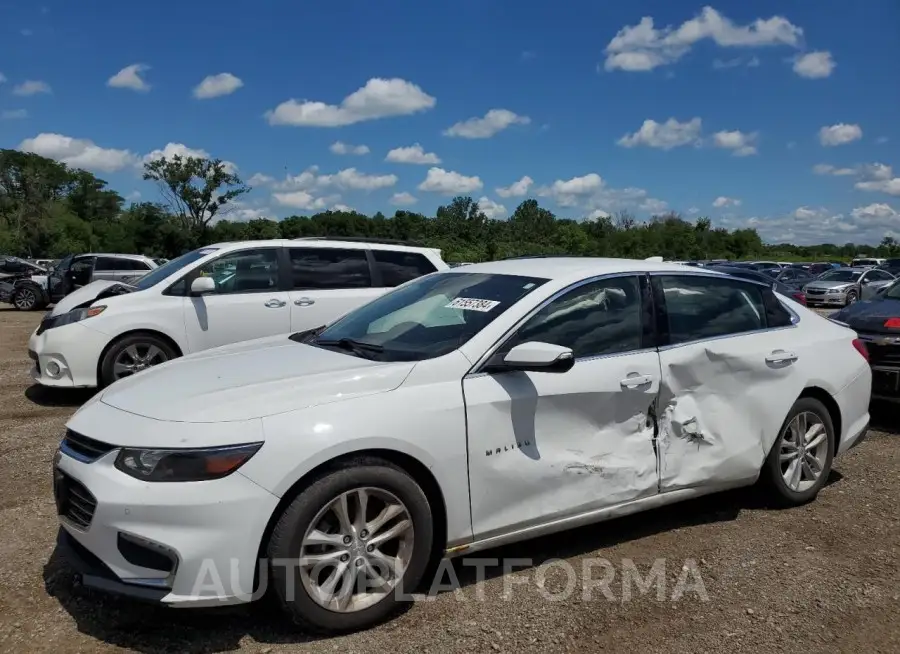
(114, 442, 263, 482)
(44, 305, 106, 330)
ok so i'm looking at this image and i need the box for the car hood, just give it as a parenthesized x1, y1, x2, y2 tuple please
(805, 280, 855, 290)
(99, 334, 416, 423)
(832, 297, 900, 334)
(49, 280, 133, 316)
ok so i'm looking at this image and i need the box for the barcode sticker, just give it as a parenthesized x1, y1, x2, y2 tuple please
(445, 297, 501, 312)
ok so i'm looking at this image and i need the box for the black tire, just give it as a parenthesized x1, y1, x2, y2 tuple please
(267, 458, 434, 634)
(98, 332, 178, 387)
(12, 284, 45, 311)
(845, 290, 858, 306)
(760, 397, 835, 506)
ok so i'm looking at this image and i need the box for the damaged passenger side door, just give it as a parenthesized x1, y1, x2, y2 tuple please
(463, 274, 662, 539)
(651, 273, 805, 492)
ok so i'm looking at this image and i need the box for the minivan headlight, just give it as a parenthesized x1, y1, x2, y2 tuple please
(44, 305, 106, 330)
(114, 442, 263, 482)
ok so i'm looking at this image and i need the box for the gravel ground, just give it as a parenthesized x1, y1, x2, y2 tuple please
(0, 306, 898, 653)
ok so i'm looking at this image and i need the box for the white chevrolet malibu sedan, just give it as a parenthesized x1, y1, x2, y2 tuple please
(54, 258, 872, 633)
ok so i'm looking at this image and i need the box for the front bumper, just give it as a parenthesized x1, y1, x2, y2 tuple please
(28, 321, 110, 387)
(804, 290, 848, 306)
(54, 444, 280, 607)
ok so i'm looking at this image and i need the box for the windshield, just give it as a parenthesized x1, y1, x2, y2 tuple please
(133, 247, 220, 290)
(819, 270, 861, 282)
(311, 272, 549, 362)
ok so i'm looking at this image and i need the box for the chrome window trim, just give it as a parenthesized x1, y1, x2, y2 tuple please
(466, 271, 647, 376)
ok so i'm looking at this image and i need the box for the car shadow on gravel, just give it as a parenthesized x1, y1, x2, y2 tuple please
(41, 478, 825, 652)
(869, 401, 899, 435)
(25, 384, 96, 407)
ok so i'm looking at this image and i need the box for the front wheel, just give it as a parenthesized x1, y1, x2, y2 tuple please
(267, 458, 434, 633)
(13, 285, 44, 311)
(845, 290, 858, 306)
(760, 397, 835, 506)
(99, 333, 178, 387)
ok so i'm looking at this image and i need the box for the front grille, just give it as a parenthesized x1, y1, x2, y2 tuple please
(61, 430, 116, 463)
(54, 471, 97, 530)
(805, 288, 826, 296)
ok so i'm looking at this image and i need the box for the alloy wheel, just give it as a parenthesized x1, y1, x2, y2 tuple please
(298, 487, 415, 613)
(779, 411, 829, 492)
(14, 288, 36, 310)
(112, 343, 169, 379)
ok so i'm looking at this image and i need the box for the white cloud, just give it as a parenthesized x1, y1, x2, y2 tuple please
(418, 167, 483, 195)
(220, 199, 270, 222)
(1, 109, 27, 120)
(193, 73, 243, 99)
(617, 118, 702, 150)
(496, 175, 534, 198)
(793, 51, 835, 79)
(712, 56, 760, 69)
(688, 207, 700, 214)
(443, 109, 530, 139)
(712, 129, 758, 156)
(317, 168, 397, 191)
(819, 123, 863, 146)
(19, 133, 138, 172)
(478, 196, 507, 219)
(0, 72, 6, 84)
(640, 198, 669, 213)
(854, 163, 900, 196)
(539, 173, 605, 207)
(385, 143, 441, 164)
(587, 209, 611, 220)
(13, 80, 51, 96)
(272, 190, 336, 211)
(107, 64, 151, 92)
(330, 141, 370, 156)
(266, 78, 435, 127)
(248, 173, 275, 186)
(713, 196, 741, 208)
(536, 172, 663, 218)
(851, 203, 898, 223)
(603, 7, 802, 72)
(332, 204, 354, 213)
(390, 192, 418, 206)
(143, 143, 238, 174)
(812, 163, 855, 176)
(876, 136, 889, 145)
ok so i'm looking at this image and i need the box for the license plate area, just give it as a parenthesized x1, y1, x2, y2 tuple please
(872, 369, 900, 394)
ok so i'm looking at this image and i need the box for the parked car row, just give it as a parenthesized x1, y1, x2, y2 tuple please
(45, 250, 876, 633)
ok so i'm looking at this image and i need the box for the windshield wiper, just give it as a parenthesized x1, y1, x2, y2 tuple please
(289, 324, 327, 344)
(315, 337, 384, 355)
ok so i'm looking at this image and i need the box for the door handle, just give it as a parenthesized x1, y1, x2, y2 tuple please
(765, 350, 798, 364)
(620, 374, 653, 388)
(294, 297, 315, 306)
(264, 299, 287, 308)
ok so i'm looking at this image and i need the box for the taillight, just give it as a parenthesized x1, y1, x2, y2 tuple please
(792, 291, 807, 306)
(884, 318, 900, 329)
(852, 338, 869, 362)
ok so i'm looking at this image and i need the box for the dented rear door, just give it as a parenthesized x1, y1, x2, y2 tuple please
(463, 274, 661, 540)
(652, 273, 806, 492)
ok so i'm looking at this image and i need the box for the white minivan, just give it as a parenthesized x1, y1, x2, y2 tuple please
(28, 238, 447, 388)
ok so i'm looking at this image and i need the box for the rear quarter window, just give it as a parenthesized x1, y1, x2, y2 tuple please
(372, 250, 437, 287)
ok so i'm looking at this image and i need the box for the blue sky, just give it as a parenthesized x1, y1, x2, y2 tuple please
(1, 0, 898, 245)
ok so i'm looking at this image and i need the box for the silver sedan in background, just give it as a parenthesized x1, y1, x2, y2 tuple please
(803, 266, 896, 307)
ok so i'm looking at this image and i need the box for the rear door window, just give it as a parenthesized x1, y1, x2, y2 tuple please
(288, 247, 371, 290)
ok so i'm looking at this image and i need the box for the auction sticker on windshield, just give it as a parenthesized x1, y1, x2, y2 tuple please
(446, 297, 501, 312)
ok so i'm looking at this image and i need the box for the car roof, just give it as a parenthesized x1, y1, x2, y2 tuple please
(80, 253, 155, 261)
(204, 239, 439, 255)
(444, 257, 705, 282)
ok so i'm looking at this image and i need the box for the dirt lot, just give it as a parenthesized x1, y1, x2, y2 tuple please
(0, 306, 898, 654)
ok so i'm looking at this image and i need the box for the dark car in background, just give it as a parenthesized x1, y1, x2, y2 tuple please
(708, 265, 808, 305)
(877, 258, 900, 277)
(759, 266, 816, 287)
(830, 279, 900, 402)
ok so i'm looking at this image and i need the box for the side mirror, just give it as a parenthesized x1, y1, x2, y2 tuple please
(190, 275, 216, 295)
(490, 341, 575, 374)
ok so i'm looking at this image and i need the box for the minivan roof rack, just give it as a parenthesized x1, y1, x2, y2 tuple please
(293, 236, 428, 247)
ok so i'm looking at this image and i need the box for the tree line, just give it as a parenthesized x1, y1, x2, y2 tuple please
(1, 148, 897, 264)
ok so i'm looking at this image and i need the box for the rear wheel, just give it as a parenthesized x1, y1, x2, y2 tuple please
(267, 458, 433, 634)
(760, 397, 835, 506)
(99, 333, 178, 387)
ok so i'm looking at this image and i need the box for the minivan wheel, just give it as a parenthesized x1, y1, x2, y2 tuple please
(761, 397, 835, 506)
(267, 458, 433, 634)
(99, 333, 177, 387)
